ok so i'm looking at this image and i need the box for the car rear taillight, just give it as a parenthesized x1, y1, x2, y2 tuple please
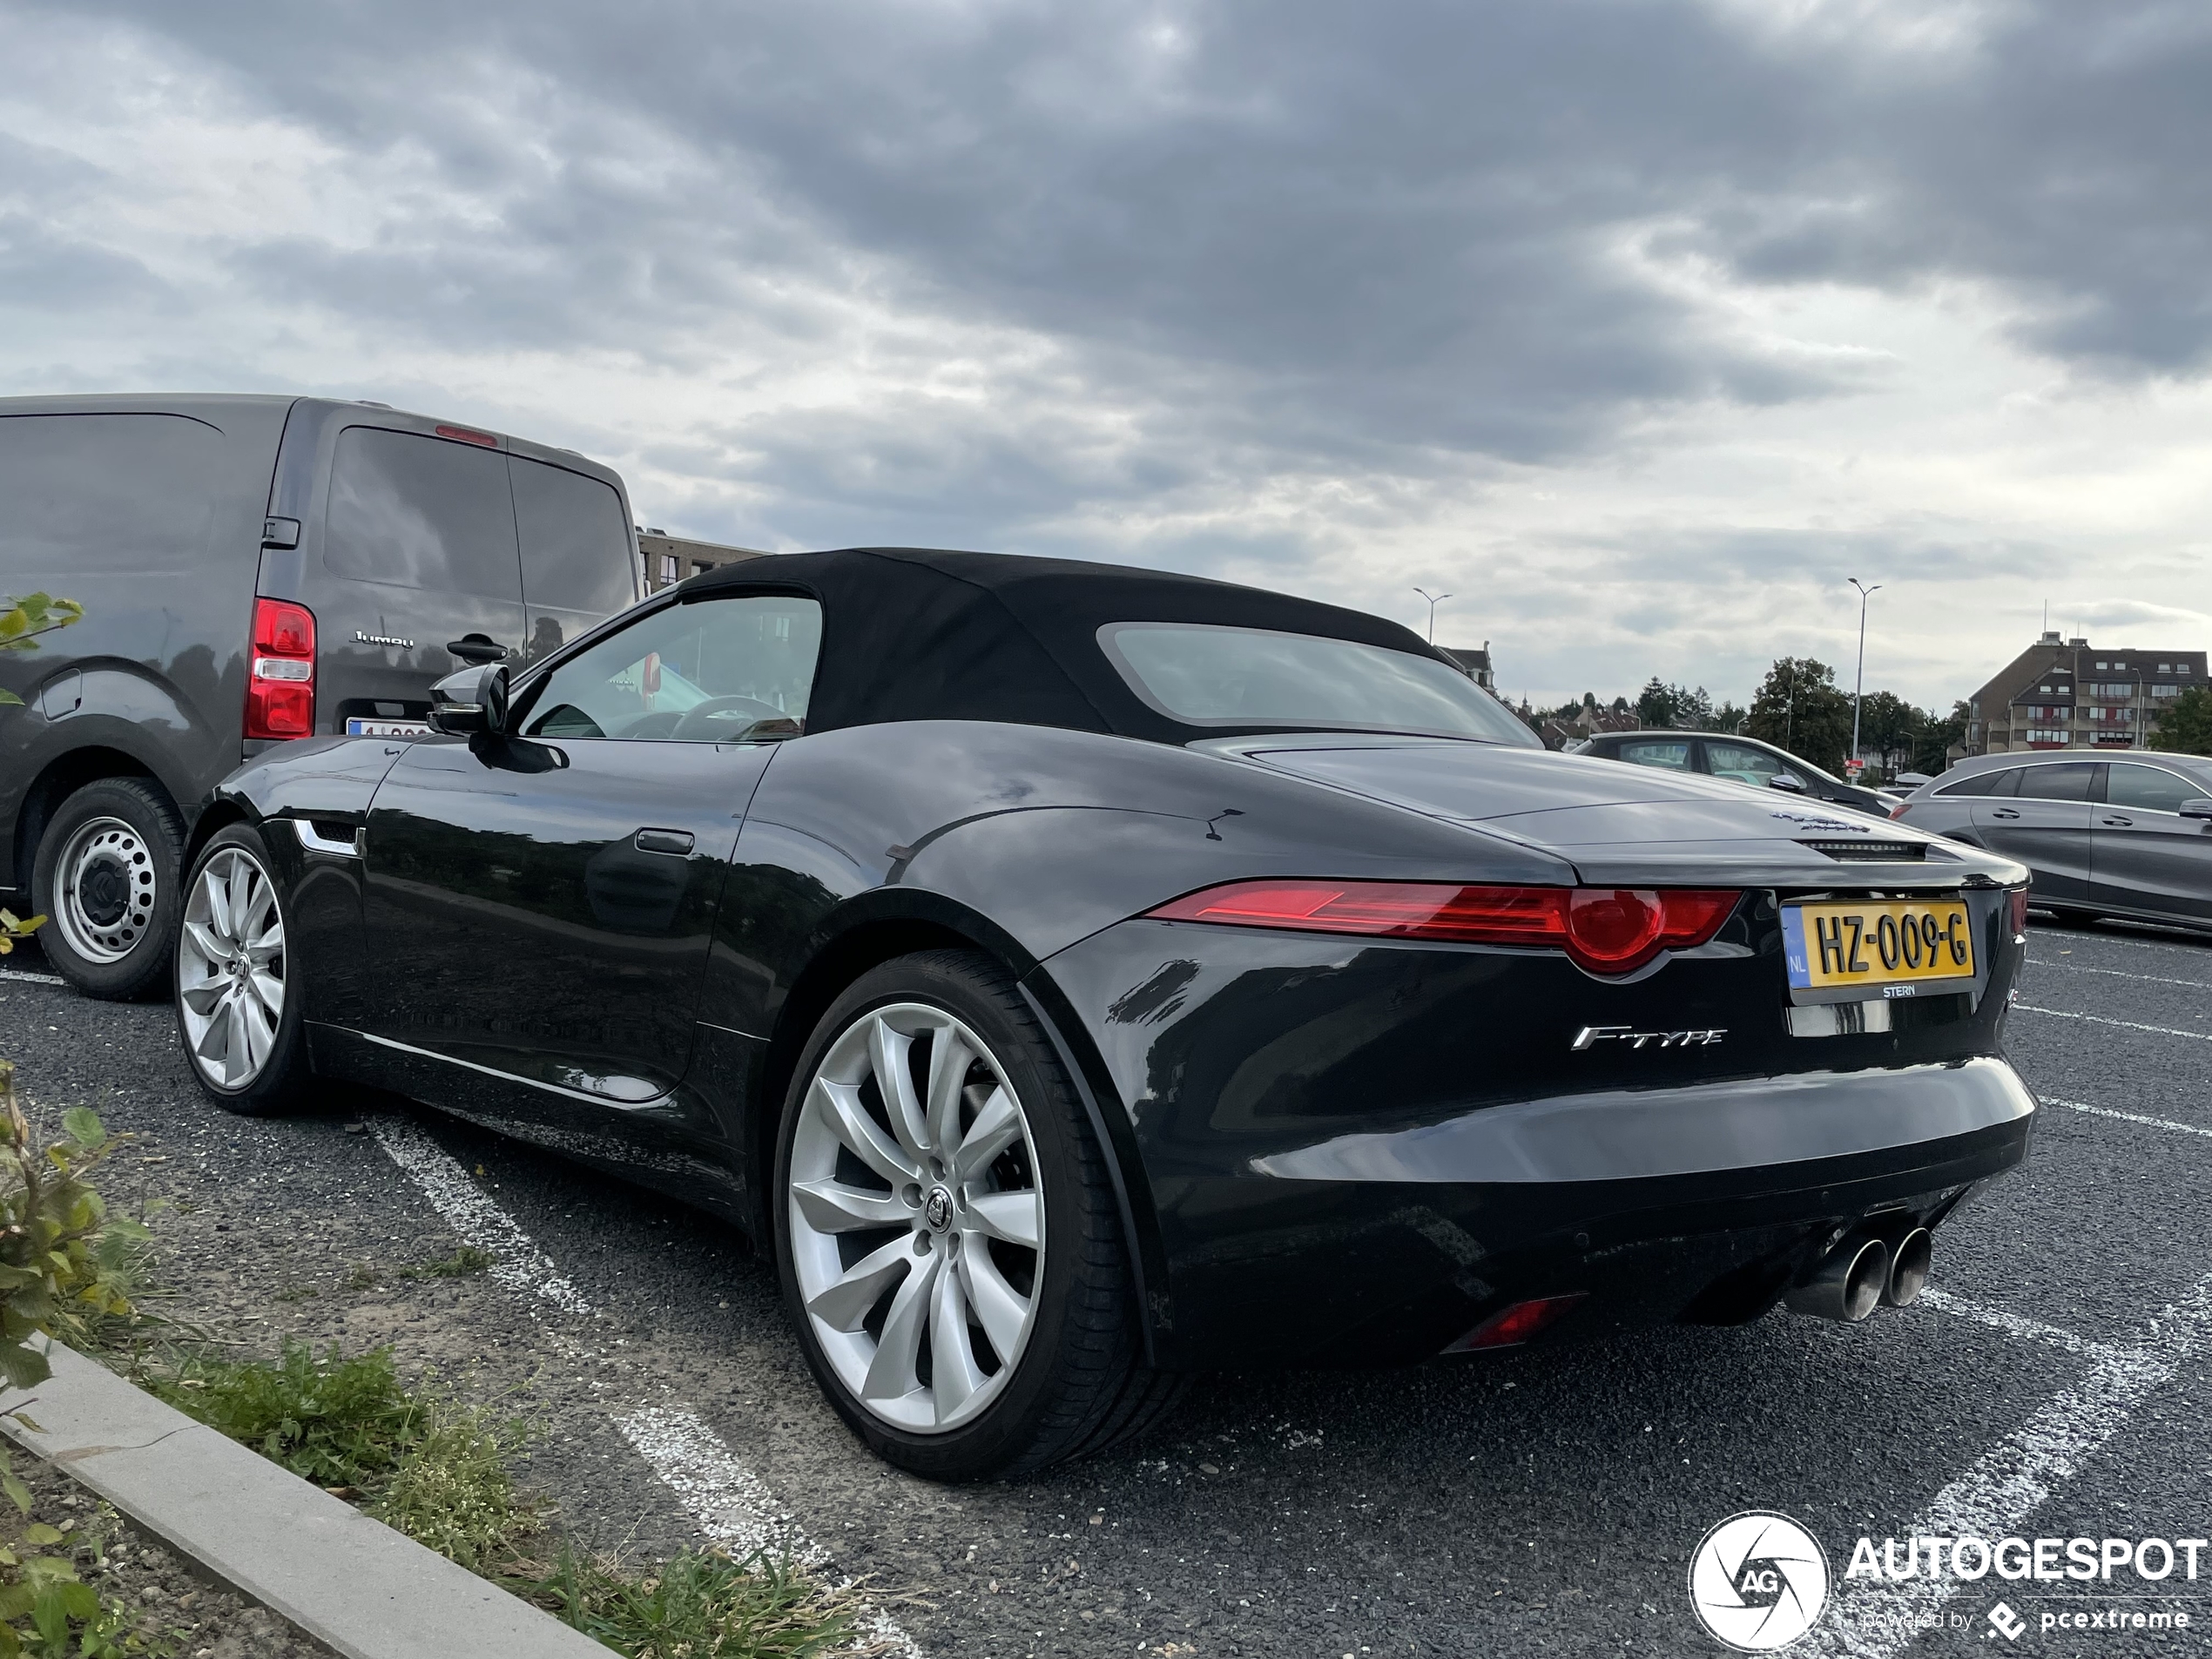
(246, 597, 316, 738)
(1143, 880, 1741, 975)
(2007, 887, 2029, 937)
(1443, 1293, 1588, 1352)
(1888, 800, 1912, 820)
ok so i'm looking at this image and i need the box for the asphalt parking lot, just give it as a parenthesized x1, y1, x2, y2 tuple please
(3, 915, 2209, 1658)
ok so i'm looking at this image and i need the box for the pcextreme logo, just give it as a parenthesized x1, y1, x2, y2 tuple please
(1689, 1511, 1831, 1652)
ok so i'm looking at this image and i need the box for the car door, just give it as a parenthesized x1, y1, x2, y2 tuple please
(1971, 760, 2098, 900)
(2090, 761, 2212, 923)
(315, 424, 529, 733)
(356, 589, 825, 1116)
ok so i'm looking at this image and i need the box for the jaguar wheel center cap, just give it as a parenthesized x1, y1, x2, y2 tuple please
(923, 1186, 954, 1233)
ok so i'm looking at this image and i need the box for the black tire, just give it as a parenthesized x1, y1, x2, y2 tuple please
(30, 777, 185, 1001)
(172, 824, 314, 1116)
(772, 949, 1182, 1480)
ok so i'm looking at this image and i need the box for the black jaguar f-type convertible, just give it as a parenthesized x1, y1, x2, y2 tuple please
(178, 548, 2034, 1478)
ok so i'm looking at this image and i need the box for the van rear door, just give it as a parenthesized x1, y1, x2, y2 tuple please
(316, 425, 528, 732)
(509, 454, 639, 668)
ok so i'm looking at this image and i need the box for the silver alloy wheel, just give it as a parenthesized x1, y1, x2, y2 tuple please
(788, 1002, 1045, 1433)
(51, 816, 158, 964)
(177, 846, 287, 1089)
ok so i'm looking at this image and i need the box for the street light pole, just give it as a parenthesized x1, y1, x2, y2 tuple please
(1848, 577, 1884, 772)
(1412, 588, 1452, 645)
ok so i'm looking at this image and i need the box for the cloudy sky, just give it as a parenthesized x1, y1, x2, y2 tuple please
(4, 0, 2209, 710)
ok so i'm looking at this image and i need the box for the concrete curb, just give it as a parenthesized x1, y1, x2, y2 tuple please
(0, 1342, 609, 1659)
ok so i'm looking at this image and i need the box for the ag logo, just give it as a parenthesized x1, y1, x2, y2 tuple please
(1688, 1511, 1831, 1651)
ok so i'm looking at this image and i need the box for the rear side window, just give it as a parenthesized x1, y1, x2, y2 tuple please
(2018, 762, 2096, 801)
(511, 455, 635, 616)
(0, 413, 221, 573)
(2106, 763, 2212, 814)
(1937, 769, 2010, 797)
(324, 427, 521, 598)
(1619, 740, 1693, 770)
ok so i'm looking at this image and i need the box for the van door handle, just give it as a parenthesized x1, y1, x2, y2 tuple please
(445, 637, 509, 664)
(633, 828, 695, 856)
(2100, 814, 2133, 826)
(1990, 807, 2020, 819)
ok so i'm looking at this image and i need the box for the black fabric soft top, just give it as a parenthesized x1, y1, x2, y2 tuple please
(683, 547, 1455, 743)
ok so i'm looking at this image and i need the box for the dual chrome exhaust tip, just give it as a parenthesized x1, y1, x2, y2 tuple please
(1784, 1224, 1932, 1323)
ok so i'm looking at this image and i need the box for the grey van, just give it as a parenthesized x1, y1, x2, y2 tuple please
(1, 394, 640, 998)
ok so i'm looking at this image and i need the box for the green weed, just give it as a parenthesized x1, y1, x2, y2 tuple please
(144, 1343, 418, 1491)
(518, 1544, 875, 1659)
(399, 1245, 495, 1280)
(372, 1399, 536, 1573)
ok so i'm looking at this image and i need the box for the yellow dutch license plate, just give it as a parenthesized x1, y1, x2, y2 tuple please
(1782, 899, 1975, 994)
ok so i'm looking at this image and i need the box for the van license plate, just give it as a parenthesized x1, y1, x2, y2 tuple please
(1781, 899, 1975, 993)
(346, 718, 430, 738)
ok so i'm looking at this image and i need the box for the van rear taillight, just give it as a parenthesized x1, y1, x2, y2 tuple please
(246, 597, 316, 739)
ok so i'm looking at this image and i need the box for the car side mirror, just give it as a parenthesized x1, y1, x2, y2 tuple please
(428, 663, 509, 737)
(2181, 798, 2212, 820)
(1768, 772, 1808, 794)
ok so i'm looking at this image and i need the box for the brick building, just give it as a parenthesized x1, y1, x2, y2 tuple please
(1966, 633, 2208, 755)
(638, 529, 772, 595)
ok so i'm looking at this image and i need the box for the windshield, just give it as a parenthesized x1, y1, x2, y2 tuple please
(1099, 622, 1539, 745)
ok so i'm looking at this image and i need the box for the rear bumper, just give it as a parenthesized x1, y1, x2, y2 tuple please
(1041, 915, 2032, 1369)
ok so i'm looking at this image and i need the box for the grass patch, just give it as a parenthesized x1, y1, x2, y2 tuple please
(517, 1545, 876, 1659)
(399, 1244, 495, 1280)
(145, 1343, 419, 1492)
(138, 1337, 873, 1656)
(371, 1398, 535, 1574)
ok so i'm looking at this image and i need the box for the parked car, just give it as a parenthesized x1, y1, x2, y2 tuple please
(0, 394, 640, 999)
(1892, 749, 2212, 930)
(1578, 729, 1894, 815)
(178, 548, 2032, 1480)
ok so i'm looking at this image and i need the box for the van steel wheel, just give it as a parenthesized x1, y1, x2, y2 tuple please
(30, 777, 186, 1001)
(51, 816, 158, 966)
(178, 844, 287, 1089)
(787, 1001, 1045, 1433)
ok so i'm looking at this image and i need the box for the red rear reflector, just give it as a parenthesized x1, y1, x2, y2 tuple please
(1146, 880, 1739, 975)
(1444, 1293, 1587, 1352)
(435, 423, 498, 448)
(246, 597, 316, 739)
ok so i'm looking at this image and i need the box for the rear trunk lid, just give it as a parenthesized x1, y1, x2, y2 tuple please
(1213, 736, 2015, 889)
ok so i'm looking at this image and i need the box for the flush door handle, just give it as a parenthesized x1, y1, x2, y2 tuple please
(634, 828, 695, 856)
(2101, 814, 2133, 826)
(1990, 807, 2020, 819)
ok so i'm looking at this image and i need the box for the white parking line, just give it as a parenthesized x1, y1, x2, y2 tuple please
(1815, 1271, 2212, 1657)
(2014, 1005, 2212, 1042)
(1917, 1287, 2128, 1361)
(2026, 958, 2212, 990)
(2045, 1096, 2212, 1141)
(0, 968, 64, 986)
(366, 1115, 923, 1656)
(368, 1119, 593, 1315)
(2033, 927, 2212, 959)
(617, 1406, 821, 1562)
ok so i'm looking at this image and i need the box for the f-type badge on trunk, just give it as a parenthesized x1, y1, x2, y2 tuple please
(1573, 1024, 1726, 1051)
